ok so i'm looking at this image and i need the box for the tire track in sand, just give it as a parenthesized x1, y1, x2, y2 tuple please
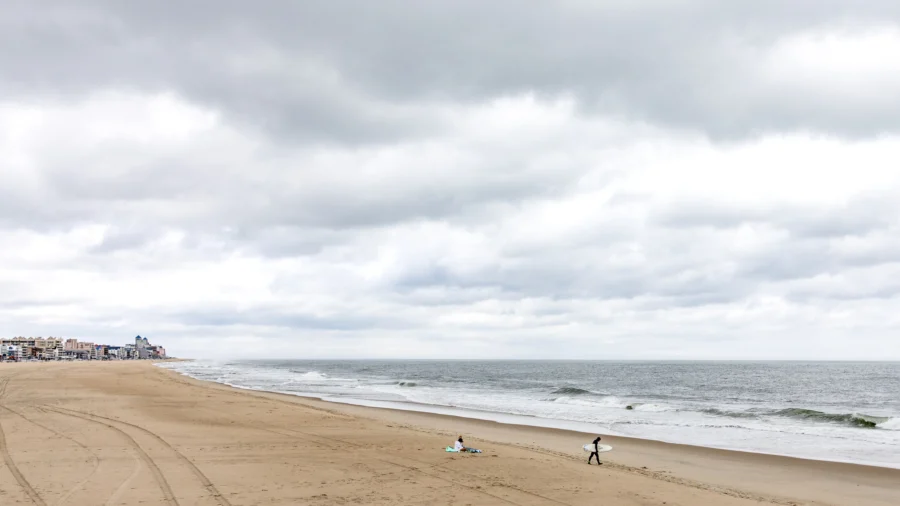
(0, 376, 141, 506)
(4, 405, 102, 506)
(0, 379, 47, 505)
(51, 406, 232, 506)
(103, 446, 144, 506)
(44, 406, 178, 506)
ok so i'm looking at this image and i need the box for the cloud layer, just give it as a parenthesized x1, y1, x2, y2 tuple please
(2, 1, 899, 359)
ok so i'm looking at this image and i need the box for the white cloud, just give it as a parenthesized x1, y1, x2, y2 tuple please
(762, 26, 900, 99)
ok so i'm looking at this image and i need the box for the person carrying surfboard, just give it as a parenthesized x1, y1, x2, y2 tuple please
(588, 436, 602, 465)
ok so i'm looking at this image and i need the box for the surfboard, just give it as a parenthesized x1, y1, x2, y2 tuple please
(583, 443, 613, 453)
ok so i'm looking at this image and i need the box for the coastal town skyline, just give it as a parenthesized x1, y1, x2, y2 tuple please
(1, 335, 166, 361)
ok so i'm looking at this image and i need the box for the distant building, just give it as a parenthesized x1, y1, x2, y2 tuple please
(0, 337, 64, 360)
(2, 345, 20, 361)
(65, 339, 95, 352)
(106, 346, 122, 359)
(135, 335, 150, 359)
(134, 336, 165, 359)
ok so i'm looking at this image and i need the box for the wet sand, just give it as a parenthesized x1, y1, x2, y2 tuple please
(0, 361, 896, 505)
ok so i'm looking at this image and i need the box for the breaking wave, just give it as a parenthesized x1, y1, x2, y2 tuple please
(701, 407, 896, 429)
(772, 409, 889, 429)
(701, 408, 761, 419)
(551, 387, 594, 396)
(292, 371, 327, 380)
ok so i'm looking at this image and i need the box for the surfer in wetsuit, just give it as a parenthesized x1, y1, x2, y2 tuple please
(588, 436, 602, 465)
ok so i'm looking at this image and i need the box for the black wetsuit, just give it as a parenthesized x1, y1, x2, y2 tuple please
(588, 437, 601, 464)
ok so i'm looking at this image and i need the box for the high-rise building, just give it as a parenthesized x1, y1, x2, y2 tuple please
(135, 335, 153, 359)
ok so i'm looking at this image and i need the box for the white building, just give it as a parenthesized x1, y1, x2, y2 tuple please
(0, 337, 64, 360)
(2, 345, 20, 361)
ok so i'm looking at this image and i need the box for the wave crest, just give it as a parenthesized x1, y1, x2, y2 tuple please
(701, 408, 760, 419)
(299, 371, 327, 380)
(773, 409, 887, 428)
(550, 387, 594, 396)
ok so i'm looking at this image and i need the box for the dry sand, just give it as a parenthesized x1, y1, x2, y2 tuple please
(0, 361, 897, 506)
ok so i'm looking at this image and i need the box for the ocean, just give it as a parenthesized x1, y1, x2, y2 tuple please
(159, 360, 900, 469)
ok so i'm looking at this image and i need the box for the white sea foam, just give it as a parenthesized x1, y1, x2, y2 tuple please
(551, 395, 626, 408)
(630, 403, 674, 412)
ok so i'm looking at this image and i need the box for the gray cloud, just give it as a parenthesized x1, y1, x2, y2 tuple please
(170, 307, 413, 332)
(3, 1, 900, 142)
(653, 195, 898, 239)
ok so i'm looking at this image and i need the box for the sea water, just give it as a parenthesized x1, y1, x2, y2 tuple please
(159, 360, 900, 469)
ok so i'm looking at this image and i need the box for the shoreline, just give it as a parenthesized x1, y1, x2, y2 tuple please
(158, 364, 900, 505)
(158, 362, 900, 471)
(301, 392, 900, 471)
(2, 361, 897, 505)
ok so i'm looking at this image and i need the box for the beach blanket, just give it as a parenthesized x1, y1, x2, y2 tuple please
(445, 446, 481, 453)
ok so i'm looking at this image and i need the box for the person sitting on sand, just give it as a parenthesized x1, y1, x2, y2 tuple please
(454, 436, 467, 452)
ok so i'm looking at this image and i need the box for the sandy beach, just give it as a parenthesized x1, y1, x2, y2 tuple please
(0, 362, 897, 506)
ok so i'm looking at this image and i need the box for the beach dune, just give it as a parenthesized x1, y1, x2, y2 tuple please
(0, 362, 897, 505)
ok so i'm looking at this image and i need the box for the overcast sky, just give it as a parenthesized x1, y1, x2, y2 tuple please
(2, 1, 900, 360)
